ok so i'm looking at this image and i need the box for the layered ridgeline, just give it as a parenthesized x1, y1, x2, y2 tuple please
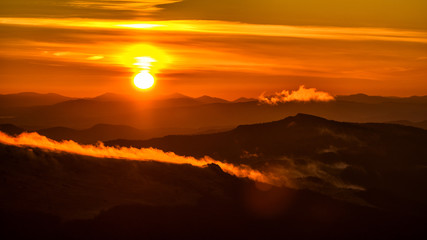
(107, 114, 427, 215)
(1, 142, 424, 240)
(1, 114, 426, 239)
(1, 92, 427, 132)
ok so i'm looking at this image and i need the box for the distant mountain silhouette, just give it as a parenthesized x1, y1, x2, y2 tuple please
(2, 92, 427, 131)
(388, 120, 427, 130)
(160, 92, 192, 99)
(233, 97, 257, 103)
(0, 92, 73, 108)
(336, 93, 427, 104)
(0, 123, 232, 144)
(195, 95, 229, 104)
(0, 124, 25, 136)
(107, 114, 427, 215)
(91, 92, 133, 102)
(156, 93, 229, 105)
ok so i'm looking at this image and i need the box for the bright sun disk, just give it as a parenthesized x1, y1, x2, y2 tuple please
(134, 71, 155, 89)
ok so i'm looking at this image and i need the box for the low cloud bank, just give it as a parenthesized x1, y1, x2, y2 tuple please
(0, 131, 279, 185)
(259, 85, 335, 105)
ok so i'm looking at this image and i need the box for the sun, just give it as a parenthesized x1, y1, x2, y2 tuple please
(134, 71, 155, 89)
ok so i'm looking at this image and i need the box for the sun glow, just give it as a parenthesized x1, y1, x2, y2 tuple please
(134, 71, 155, 89)
(119, 44, 171, 91)
(120, 44, 171, 74)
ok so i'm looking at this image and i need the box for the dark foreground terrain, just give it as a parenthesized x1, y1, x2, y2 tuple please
(1, 114, 427, 239)
(108, 114, 427, 214)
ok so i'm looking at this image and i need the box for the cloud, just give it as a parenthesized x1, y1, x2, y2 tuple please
(3, 18, 427, 43)
(0, 131, 367, 207)
(87, 55, 104, 60)
(0, 0, 180, 19)
(269, 156, 364, 191)
(0, 131, 280, 185)
(156, 0, 427, 30)
(259, 85, 335, 105)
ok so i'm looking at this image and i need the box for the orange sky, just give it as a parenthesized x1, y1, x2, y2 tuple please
(0, 0, 426, 99)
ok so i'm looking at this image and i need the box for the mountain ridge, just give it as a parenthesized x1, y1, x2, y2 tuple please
(1, 142, 425, 239)
(1, 113, 427, 239)
(105, 113, 427, 215)
(2, 92, 427, 131)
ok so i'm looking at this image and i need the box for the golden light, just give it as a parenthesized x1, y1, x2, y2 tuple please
(119, 44, 172, 74)
(134, 71, 155, 89)
(119, 44, 171, 91)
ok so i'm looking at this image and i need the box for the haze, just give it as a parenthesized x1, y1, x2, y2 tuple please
(1, 0, 426, 99)
(1, 1, 427, 240)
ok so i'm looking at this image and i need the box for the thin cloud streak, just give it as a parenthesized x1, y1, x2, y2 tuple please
(1, 18, 427, 43)
(70, 0, 180, 13)
(0, 0, 180, 19)
(0, 131, 280, 185)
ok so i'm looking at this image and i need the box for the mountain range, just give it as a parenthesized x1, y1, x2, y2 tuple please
(106, 114, 427, 215)
(0, 92, 74, 108)
(1, 114, 426, 239)
(1, 92, 427, 133)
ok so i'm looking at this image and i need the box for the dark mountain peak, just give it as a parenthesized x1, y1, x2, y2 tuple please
(2, 92, 70, 98)
(267, 113, 328, 124)
(0, 124, 25, 136)
(233, 97, 257, 103)
(90, 123, 139, 131)
(93, 92, 130, 102)
(163, 92, 191, 99)
(0, 92, 73, 108)
(388, 119, 427, 130)
(195, 95, 229, 104)
(206, 163, 226, 174)
(234, 114, 330, 133)
(293, 113, 326, 120)
(289, 113, 334, 125)
(197, 95, 213, 99)
(335, 94, 387, 104)
(12, 92, 40, 96)
(334, 93, 427, 104)
(91, 123, 120, 128)
(350, 93, 368, 97)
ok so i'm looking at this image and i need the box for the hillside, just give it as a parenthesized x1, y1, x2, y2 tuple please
(0, 142, 425, 239)
(107, 114, 427, 215)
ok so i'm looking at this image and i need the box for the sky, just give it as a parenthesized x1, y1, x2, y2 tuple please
(0, 0, 426, 99)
